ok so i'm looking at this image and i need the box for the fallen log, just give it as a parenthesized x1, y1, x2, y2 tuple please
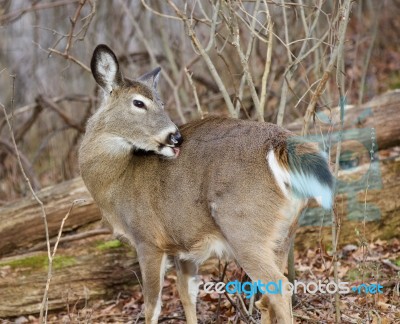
(0, 231, 221, 318)
(0, 233, 139, 317)
(296, 155, 400, 250)
(286, 90, 400, 151)
(284, 90, 400, 249)
(0, 178, 99, 257)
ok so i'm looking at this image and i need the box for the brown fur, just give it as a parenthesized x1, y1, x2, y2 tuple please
(80, 45, 333, 324)
(81, 115, 301, 323)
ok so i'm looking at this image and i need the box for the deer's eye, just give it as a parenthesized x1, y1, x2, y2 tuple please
(133, 100, 146, 109)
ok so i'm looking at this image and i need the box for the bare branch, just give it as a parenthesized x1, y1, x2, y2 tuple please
(230, 2, 261, 120)
(65, 0, 86, 54)
(167, 0, 237, 118)
(140, 0, 181, 20)
(184, 67, 204, 118)
(0, 0, 79, 25)
(45, 0, 95, 73)
(258, 5, 273, 121)
(301, 0, 353, 136)
(120, 0, 186, 123)
(0, 99, 50, 322)
(277, 0, 324, 126)
(47, 48, 91, 72)
(36, 96, 85, 133)
(234, 0, 263, 115)
(204, 0, 221, 52)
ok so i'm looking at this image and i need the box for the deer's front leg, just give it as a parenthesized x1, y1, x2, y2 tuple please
(174, 258, 199, 324)
(137, 246, 168, 324)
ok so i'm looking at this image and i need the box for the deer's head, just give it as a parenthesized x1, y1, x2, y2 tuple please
(90, 44, 183, 158)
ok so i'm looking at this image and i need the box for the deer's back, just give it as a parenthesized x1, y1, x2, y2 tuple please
(115, 116, 290, 250)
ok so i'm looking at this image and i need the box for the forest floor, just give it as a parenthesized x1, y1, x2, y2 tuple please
(6, 238, 399, 324)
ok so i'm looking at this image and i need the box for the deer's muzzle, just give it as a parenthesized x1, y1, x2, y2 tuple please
(168, 131, 183, 147)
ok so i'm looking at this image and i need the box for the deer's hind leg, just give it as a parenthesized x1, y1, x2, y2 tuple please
(210, 203, 293, 324)
(237, 247, 293, 324)
(174, 258, 200, 324)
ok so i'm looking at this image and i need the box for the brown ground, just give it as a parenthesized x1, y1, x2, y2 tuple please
(4, 238, 399, 324)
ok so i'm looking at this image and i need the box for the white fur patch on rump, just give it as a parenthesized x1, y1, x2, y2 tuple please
(267, 150, 290, 197)
(267, 149, 333, 209)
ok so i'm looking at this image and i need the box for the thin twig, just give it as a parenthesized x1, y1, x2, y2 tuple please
(330, 3, 353, 321)
(184, 68, 204, 118)
(167, 0, 237, 118)
(36, 95, 85, 132)
(139, 0, 181, 20)
(45, 0, 95, 73)
(358, 0, 379, 105)
(47, 48, 91, 72)
(119, 0, 186, 124)
(234, 0, 263, 116)
(277, 0, 324, 126)
(258, 5, 273, 120)
(301, 0, 353, 136)
(231, 2, 262, 120)
(40, 200, 81, 323)
(281, 0, 293, 65)
(65, 0, 86, 54)
(1, 100, 50, 322)
(204, 0, 221, 52)
(236, 293, 257, 323)
(0, 0, 79, 25)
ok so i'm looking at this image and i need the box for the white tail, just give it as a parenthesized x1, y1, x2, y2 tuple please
(79, 45, 333, 324)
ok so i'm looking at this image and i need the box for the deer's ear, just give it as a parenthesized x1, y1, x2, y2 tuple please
(138, 67, 161, 90)
(91, 44, 123, 94)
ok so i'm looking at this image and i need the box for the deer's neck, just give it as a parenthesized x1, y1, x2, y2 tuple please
(79, 132, 134, 192)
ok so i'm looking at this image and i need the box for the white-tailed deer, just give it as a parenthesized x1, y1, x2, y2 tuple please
(79, 44, 334, 324)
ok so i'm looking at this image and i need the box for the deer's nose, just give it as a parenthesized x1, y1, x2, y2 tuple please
(169, 131, 183, 147)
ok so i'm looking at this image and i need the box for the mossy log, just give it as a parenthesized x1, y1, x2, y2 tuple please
(0, 234, 139, 317)
(0, 178, 98, 257)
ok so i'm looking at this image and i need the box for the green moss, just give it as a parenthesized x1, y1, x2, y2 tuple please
(53, 256, 76, 269)
(0, 254, 76, 270)
(346, 269, 361, 281)
(395, 259, 400, 267)
(96, 239, 122, 250)
(0, 254, 48, 269)
(388, 72, 400, 90)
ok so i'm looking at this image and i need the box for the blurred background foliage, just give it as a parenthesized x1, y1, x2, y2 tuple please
(0, 0, 398, 202)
